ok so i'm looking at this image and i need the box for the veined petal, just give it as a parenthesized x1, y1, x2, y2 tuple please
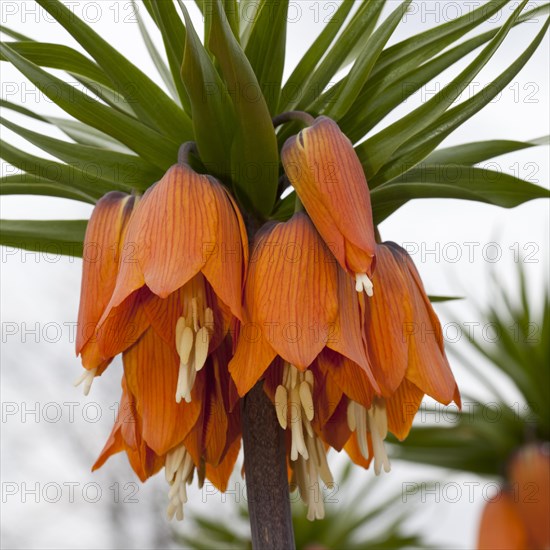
(229, 320, 277, 396)
(316, 349, 374, 411)
(205, 437, 241, 492)
(386, 378, 425, 440)
(201, 182, 247, 321)
(328, 268, 379, 392)
(246, 213, 338, 368)
(76, 192, 136, 358)
(316, 396, 351, 452)
(362, 245, 410, 395)
(122, 328, 202, 455)
(282, 116, 375, 276)
(133, 164, 219, 298)
(97, 288, 151, 359)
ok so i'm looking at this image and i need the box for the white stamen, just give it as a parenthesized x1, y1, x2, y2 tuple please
(165, 444, 194, 522)
(299, 380, 314, 421)
(275, 385, 288, 429)
(193, 327, 209, 372)
(355, 273, 374, 297)
(74, 367, 97, 396)
(174, 281, 215, 403)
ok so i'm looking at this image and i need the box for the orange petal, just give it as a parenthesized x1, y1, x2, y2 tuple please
(385, 242, 459, 405)
(122, 328, 202, 455)
(344, 431, 374, 470)
(131, 164, 219, 298)
(201, 182, 246, 321)
(508, 444, 550, 550)
(478, 490, 529, 550)
(316, 349, 374, 410)
(245, 213, 338, 369)
(317, 395, 351, 451)
(328, 268, 379, 392)
(363, 244, 410, 395)
(281, 116, 375, 276)
(386, 378, 425, 440)
(229, 320, 277, 396)
(76, 192, 136, 358)
(97, 288, 151, 358)
(206, 437, 241, 492)
(311, 361, 343, 428)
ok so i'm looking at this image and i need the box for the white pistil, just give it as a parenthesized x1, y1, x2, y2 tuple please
(347, 399, 391, 475)
(74, 367, 97, 396)
(355, 272, 374, 296)
(174, 283, 214, 403)
(165, 444, 194, 521)
(277, 364, 335, 521)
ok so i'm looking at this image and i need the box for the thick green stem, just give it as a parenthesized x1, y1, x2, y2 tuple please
(242, 382, 295, 549)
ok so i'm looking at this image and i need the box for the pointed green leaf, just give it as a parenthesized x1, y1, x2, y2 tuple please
(326, 1, 412, 120)
(1, 116, 162, 189)
(294, 0, 385, 112)
(132, 0, 180, 102)
(358, 0, 529, 181)
(244, 0, 289, 114)
(144, 0, 191, 112)
(341, 4, 548, 143)
(0, 42, 178, 169)
(371, 166, 550, 224)
(208, 0, 279, 217)
(34, 0, 192, 141)
(279, 0, 355, 111)
(178, 1, 235, 177)
(0, 24, 31, 41)
(0, 174, 95, 203)
(0, 42, 112, 87)
(0, 98, 132, 153)
(426, 137, 549, 165)
(1, 142, 122, 200)
(0, 219, 87, 257)
(371, 16, 550, 185)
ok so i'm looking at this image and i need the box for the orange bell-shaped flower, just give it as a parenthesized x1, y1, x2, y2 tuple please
(362, 242, 461, 440)
(74, 191, 138, 394)
(281, 116, 376, 295)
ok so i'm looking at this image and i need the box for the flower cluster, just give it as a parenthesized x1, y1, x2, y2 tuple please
(76, 116, 460, 521)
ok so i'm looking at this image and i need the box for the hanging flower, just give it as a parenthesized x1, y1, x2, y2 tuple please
(229, 212, 382, 518)
(360, 242, 461, 442)
(281, 116, 376, 295)
(74, 191, 138, 395)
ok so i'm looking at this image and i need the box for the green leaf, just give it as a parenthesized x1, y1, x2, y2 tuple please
(208, 0, 279, 217)
(132, 0, 180, 102)
(1, 116, 162, 190)
(0, 42, 112, 87)
(0, 42, 178, 169)
(371, 0, 511, 77)
(0, 174, 95, 203)
(371, 16, 550, 185)
(0, 98, 132, 153)
(425, 137, 549, 165)
(0, 142, 118, 200)
(342, 4, 549, 143)
(244, 0, 288, 114)
(239, 0, 262, 47)
(279, 0, 355, 111)
(0, 219, 87, 257)
(371, 166, 550, 224)
(0, 24, 32, 41)
(428, 295, 463, 303)
(178, 1, 235, 177)
(358, 0, 529, 181)
(294, 0, 385, 112)
(144, 0, 191, 112)
(34, 0, 192, 141)
(326, 0, 412, 120)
